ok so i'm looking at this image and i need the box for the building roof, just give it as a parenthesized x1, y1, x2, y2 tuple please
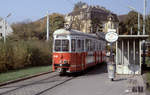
(68, 5, 119, 22)
(118, 35, 149, 39)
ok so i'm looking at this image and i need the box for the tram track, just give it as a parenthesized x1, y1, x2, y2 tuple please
(34, 77, 75, 95)
(0, 72, 59, 95)
(0, 72, 76, 95)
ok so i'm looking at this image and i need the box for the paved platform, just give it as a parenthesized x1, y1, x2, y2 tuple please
(0, 64, 146, 95)
(43, 65, 146, 95)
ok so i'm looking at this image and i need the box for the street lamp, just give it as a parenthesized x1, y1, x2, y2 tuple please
(128, 6, 140, 35)
(3, 13, 11, 43)
(143, 0, 146, 35)
(46, 11, 50, 42)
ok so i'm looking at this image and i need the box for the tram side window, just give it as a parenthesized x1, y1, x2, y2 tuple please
(93, 41, 95, 51)
(62, 40, 69, 51)
(71, 39, 76, 52)
(86, 39, 90, 51)
(77, 40, 81, 51)
(99, 43, 101, 51)
(55, 40, 61, 51)
(81, 40, 84, 51)
(89, 40, 91, 51)
(85, 39, 88, 51)
(96, 42, 98, 51)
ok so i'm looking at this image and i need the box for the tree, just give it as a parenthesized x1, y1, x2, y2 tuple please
(49, 13, 65, 35)
(146, 14, 150, 35)
(10, 13, 65, 41)
(119, 11, 143, 35)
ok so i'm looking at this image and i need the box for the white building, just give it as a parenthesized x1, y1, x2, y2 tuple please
(0, 17, 13, 39)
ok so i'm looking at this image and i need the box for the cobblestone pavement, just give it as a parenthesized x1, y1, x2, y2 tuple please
(0, 64, 146, 95)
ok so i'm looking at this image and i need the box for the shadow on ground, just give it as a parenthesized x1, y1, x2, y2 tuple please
(83, 63, 107, 76)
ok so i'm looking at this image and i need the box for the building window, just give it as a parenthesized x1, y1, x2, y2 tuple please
(0, 26, 2, 29)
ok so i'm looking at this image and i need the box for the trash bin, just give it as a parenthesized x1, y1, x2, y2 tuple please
(107, 62, 116, 81)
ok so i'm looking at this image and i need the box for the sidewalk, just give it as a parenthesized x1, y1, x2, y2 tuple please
(44, 65, 146, 95)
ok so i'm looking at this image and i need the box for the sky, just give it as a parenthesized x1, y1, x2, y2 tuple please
(0, 0, 150, 23)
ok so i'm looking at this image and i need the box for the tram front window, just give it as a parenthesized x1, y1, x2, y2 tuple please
(62, 40, 69, 51)
(54, 39, 69, 52)
(55, 40, 61, 51)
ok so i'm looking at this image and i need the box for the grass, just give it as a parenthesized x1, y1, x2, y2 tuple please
(0, 66, 52, 83)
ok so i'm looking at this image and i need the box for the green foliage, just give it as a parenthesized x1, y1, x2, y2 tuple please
(0, 40, 52, 73)
(146, 15, 150, 36)
(119, 11, 143, 35)
(0, 12, 64, 73)
(49, 13, 65, 35)
(0, 42, 13, 72)
(11, 13, 64, 41)
(119, 11, 150, 35)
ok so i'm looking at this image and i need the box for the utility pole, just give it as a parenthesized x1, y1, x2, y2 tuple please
(46, 11, 49, 41)
(142, 0, 147, 69)
(138, 13, 140, 35)
(143, 0, 146, 35)
(3, 13, 11, 43)
(4, 19, 6, 43)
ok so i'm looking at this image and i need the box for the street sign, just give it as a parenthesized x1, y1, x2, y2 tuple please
(105, 31, 118, 43)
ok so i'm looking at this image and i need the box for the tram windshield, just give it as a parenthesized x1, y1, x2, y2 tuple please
(54, 39, 69, 52)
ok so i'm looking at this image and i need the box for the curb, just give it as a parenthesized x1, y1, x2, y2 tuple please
(0, 71, 52, 87)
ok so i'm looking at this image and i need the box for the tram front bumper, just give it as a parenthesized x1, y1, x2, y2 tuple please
(54, 63, 70, 67)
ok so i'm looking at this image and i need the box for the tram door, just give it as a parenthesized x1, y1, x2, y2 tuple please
(116, 38, 141, 74)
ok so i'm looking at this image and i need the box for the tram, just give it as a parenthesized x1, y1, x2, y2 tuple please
(52, 28, 106, 74)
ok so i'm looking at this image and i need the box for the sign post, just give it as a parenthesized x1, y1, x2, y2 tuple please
(105, 29, 118, 81)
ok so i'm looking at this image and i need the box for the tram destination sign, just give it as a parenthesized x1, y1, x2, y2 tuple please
(105, 31, 118, 43)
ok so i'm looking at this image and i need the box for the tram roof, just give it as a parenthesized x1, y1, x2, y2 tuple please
(54, 29, 98, 39)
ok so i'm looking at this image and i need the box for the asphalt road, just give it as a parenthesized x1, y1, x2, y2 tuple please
(0, 64, 146, 95)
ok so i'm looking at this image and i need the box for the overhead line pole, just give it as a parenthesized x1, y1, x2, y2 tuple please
(143, 0, 146, 35)
(46, 11, 49, 41)
(142, 0, 147, 69)
(3, 13, 11, 43)
(138, 13, 140, 35)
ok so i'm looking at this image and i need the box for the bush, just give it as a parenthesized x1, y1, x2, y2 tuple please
(12, 41, 29, 69)
(26, 40, 52, 66)
(0, 42, 13, 72)
(0, 40, 52, 73)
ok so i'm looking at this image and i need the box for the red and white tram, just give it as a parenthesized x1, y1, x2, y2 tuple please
(52, 28, 106, 74)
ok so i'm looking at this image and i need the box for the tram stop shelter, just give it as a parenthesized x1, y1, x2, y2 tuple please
(116, 35, 149, 75)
